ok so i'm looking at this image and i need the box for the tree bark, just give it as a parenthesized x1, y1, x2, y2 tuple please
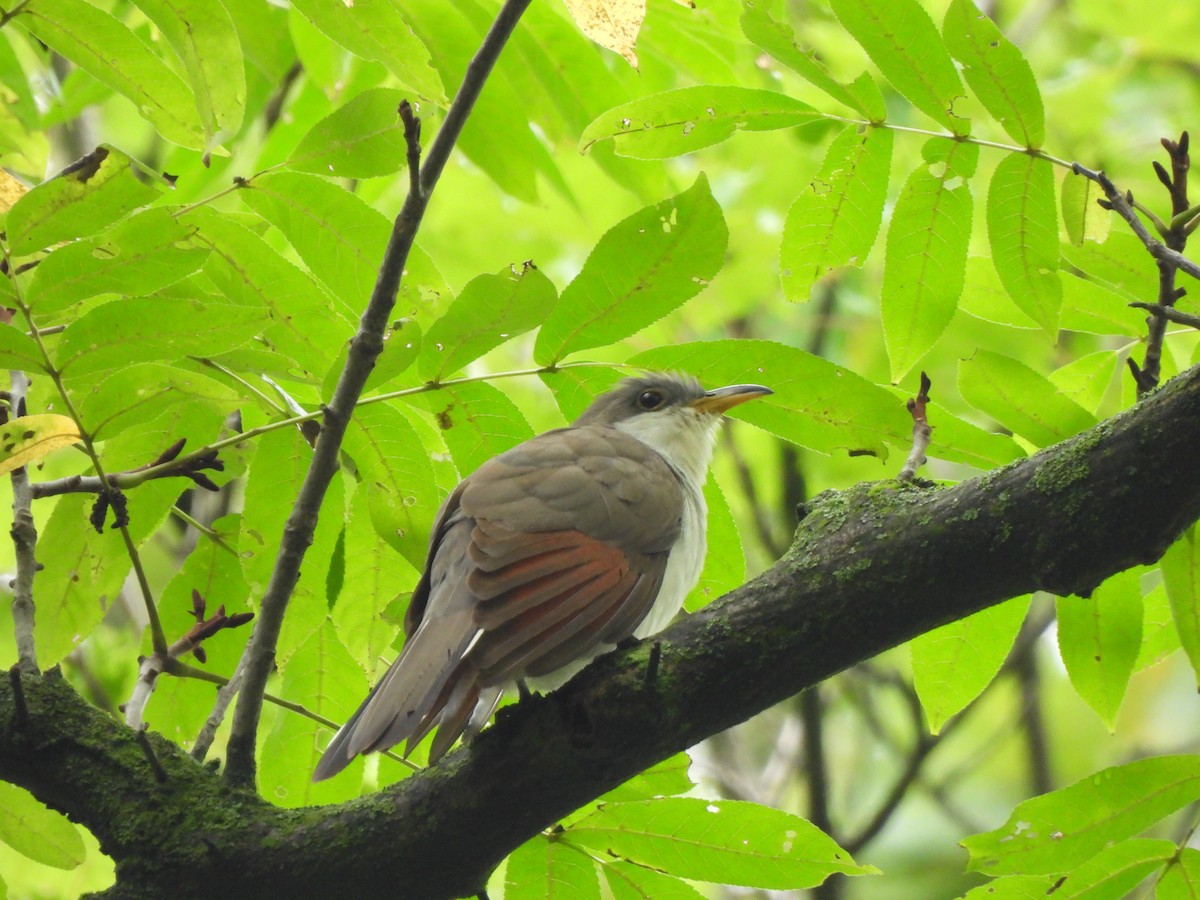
(4, 362, 1200, 899)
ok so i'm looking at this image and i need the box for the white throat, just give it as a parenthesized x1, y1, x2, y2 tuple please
(612, 406, 720, 491)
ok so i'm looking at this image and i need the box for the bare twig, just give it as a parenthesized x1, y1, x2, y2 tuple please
(1070, 163, 1200, 282)
(1130, 302, 1200, 329)
(7, 371, 39, 674)
(897, 372, 932, 482)
(1072, 148, 1195, 394)
(30, 440, 223, 499)
(122, 591, 254, 731)
(221, 0, 535, 790)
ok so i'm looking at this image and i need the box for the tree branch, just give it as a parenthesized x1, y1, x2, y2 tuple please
(7, 370, 38, 674)
(221, 0, 534, 789)
(4, 360, 1200, 898)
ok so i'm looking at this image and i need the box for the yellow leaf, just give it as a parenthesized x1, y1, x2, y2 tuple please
(0, 169, 28, 214)
(0, 414, 82, 475)
(561, 0, 645, 67)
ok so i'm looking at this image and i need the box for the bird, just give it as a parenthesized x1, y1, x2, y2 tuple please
(313, 372, 771, 780)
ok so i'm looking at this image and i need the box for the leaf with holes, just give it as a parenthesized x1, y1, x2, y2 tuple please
(831, 0, 968, 134)
(580, 86, 819, 159)
(781, 126, 893, 302)
(535, 175, 726, 365)
(943, 0, 1044, 147)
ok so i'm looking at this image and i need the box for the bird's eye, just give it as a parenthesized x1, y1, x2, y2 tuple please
(637, 390, 665, 410)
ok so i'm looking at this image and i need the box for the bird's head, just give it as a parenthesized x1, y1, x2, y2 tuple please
(574, 372, 772, 484)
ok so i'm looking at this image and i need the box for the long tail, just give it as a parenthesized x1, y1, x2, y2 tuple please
(312, 603, 480, 781)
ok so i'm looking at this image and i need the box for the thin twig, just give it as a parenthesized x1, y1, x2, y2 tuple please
(1130, 302, 1200, 329)
(1070, 163, 1200, 282)
(30, 440, 223, 499)
(123, 591, 254, 729)
(897, 372, 932, 482)
(7, 371, 38, 674)
(221, 0, 535, 791)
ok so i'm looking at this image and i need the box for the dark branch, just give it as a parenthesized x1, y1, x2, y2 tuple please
(3, 361, 1200, 899)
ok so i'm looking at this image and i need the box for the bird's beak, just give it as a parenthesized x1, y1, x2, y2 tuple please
(689, 383, 773, 414)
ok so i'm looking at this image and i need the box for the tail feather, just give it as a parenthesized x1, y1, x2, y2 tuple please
(312, 605, 478, 782)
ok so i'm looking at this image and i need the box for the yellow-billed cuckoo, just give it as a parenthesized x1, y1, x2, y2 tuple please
(313, 373, 771, 780)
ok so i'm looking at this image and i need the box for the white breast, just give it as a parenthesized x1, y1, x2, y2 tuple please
(634, 475, 706, 637)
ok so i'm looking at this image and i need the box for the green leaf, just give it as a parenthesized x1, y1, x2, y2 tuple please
(569, 798, 873, 889)
(0, 321, 47, 372)
(1049, 351, 1121, 413)
(958, 350, 1097, 447)
(17, 0, 204, 148)
(0, 782, 85, 869)
(342, 402, 438, 570)
(1160, 846, 1200, 900)
(578, 86, 819, 160)
(781, 126, 893, 302)
(412, 380, 534, 477)
(959, 256, 1138, 337)
(287, 88, 410, 179)
(543, 365, 625, 423)
(34, 481, 178, 665)
(942, 0, 1045, 147)
(193, 208, 353, 379)
(289, 0, 444, 102)
(599, 754, 695, 806)
(79, 362, 237, 439)
(601, 859, 707, 899)
(6, 145, 168, 254)
(986, 153, 1062, 335)
(54, 295, 267, 378)
(238, 430, 344, 659)
(260, 621, 371, 807)
(739, 0, 883, 118)
(505, 836, 601, 900)
(962, 838, 1175, 899)
(1161, 526, 1200, 689)
(685, 476, 745, 612)
(146, 513, 250, 742)
(632, 340, 911, 459)
(1061, 173, 1112, 246)
(963, 755, 1200, 876)
(331, 487, 414, 672)
(1060, 231, 1158, 302)
(1057, 569, 1143, 728)
(240, 172, 389, 307)
(830, 0, 968, 134)
(131, 0, 246, 149)
(535, 175, 727, 365)
(912, 595, 1030, 733)
(419, 266, 557, 381)
(881, 139, 978, 380)
(26, 207, 208, 313)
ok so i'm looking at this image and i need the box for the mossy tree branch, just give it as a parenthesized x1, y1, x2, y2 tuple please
(3, 362, 1200, 899)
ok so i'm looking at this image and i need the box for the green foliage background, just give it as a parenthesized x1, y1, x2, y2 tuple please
(1, 0, 1200, 896)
